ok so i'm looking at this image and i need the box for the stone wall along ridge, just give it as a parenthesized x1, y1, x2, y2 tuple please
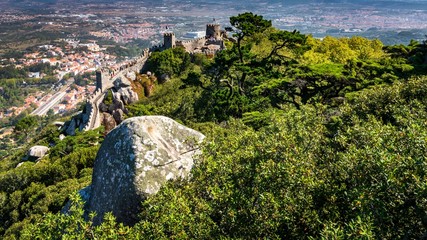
(86, 48, 152, 131)
(84, 88, 105, 131)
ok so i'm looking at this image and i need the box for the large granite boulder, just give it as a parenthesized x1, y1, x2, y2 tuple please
(126, 71, 137, 81)
(113, 76, 131, 89)
(99, 102, 108, 112)
(87, 116, 205, 225)
(101, 112, 117, 133)
(64, 118, 77, 136)
(27, 146, 49, 161)
(108, 96, 125, 114)
(112, 109, 125, 124)
(118, 87, 139, 105)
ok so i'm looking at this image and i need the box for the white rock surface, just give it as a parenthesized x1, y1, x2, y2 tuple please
(27, 146, 50, 160)
(87, 116, 205, 225)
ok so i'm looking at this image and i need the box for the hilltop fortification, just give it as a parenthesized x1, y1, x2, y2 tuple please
(206, 23, 221, 40)
(163, 23, 226, 55)
(63, 48, 151, 134)
(63, 23, 227, 134)
(96, 48, 150, 92)
(163, 32, 176, 49)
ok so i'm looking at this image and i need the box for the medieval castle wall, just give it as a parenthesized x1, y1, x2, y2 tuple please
(163, 33, 176, 49)
(163, 23, 224, 54)
(83, 48, 152, 131)
(206, 24, 221, 40)
(176, 37, 207, 52)
(83, 23, 225, 132)
(83, 88, 105, 131)
(96, 48, 151, 92)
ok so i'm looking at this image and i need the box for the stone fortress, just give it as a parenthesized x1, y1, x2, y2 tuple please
(63, 23, 226, 134)
(95, 23, 227, 94)
(162, 23, 226, 55)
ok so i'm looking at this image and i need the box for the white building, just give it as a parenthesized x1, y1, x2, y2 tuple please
(183, 31, 205, 39)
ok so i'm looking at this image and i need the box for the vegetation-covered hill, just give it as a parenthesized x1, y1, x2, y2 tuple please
(1, 12, 427, 239)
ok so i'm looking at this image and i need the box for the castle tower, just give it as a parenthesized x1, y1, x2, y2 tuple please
(206, 24, 221, 40)
(163, 32, 176, 49)
(96, 68, 110, 91)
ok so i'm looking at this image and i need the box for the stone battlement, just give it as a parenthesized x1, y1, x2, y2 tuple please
(206, 23, 220, 27)
(84, 23, 225, 132)
(177, 36, 206, 45)
(83, 88, 105, 131)
(84, 48, 152, 131)
(163, 32, 176, 49)
(96, 48, 151, 92)
(163, 23, 225, 54)
(176, 37, 207, 52)
(150, 44, 164, 51)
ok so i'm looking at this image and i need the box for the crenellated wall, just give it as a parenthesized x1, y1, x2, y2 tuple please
(83, 88, 105, 131)
(96, 48, 151, 92)
(163, 24, 225, 56)
(206, 24, 221, 40)
(85, 24, 225, 132)
(176, 37, 207, 52)
(163, 32, 176, 49)
(86, 48, 152, 131)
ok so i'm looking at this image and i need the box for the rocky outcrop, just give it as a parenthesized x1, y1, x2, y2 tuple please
(101, 112, 117, 133)
(27, 146, 49, 161)
(87, 116, 205, 225)
(112, 109, 125, 124)
(126, 71, 137, 81)
(117, 87, 139, 105)
(62, 49, 151, 135)
(64, 117, 77, 136)
(62, 106, 91, 135)
(99, 102, 108, 112)
(53, 121, 65, 128)
(113, 76, 132, 89)
(158, 73, 170, 83)
(109, 95, 125, 113)
(62, 84, 140, 136)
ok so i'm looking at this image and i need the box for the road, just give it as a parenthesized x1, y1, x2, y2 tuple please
(31, 78, 74, 116)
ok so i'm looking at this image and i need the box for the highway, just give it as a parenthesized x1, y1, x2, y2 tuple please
(31, 78, 74, 116)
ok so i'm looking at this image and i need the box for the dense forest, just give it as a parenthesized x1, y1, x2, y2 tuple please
(1, 12, 427, 239)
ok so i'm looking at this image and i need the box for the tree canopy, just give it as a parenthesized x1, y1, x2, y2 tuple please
(2, 12, 427, 239)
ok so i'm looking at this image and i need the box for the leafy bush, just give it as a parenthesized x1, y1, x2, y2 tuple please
(3, 12, 427, 240)
(144, 47, 191, 79)
(0, 128, 102, 238)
